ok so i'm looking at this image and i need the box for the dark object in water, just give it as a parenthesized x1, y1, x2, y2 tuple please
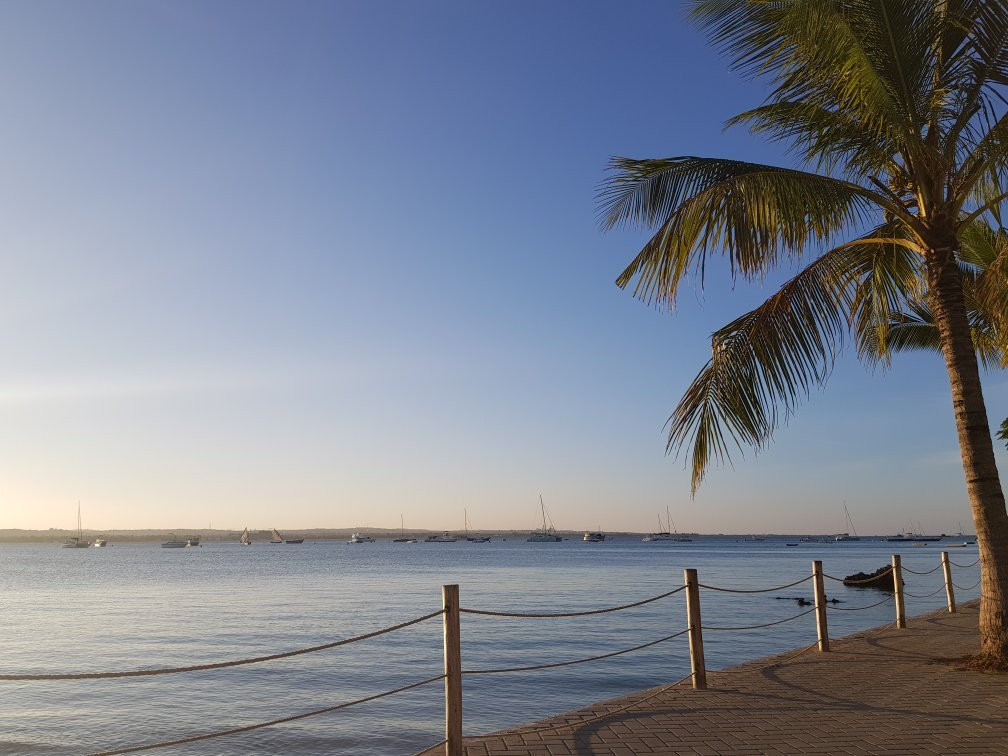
(775, 596, 842, 605)
(843, 565, 899, 590)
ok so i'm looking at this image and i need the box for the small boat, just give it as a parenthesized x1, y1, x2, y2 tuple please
(643, 506, 691, 542)
(393, 515, 417, 543)
(62, 502, 91, 548)
(464, 510, 491, 542)
(93, 537, 108, 547)
(162, 536, 187, 548)
(527, 496, 562, 542)
(240, 527, 252, 546)
(348, 532, 376, 543)
(947, 542, 970, 548)
(786, 543, 799, 547)
(835, 503, 861, 541)
(186, 536, 200, 547)
(270, 528, 284, 544)
(285, 538, 304, 544)
(424, 531, 458, 543)
(583, 531, 605, 542)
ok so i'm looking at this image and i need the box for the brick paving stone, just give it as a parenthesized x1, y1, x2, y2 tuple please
(416, 601, 1008, 755)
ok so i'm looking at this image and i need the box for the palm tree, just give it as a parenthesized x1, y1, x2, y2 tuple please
(600, 0, 1008, 665)
(999, 419, 1008, 450)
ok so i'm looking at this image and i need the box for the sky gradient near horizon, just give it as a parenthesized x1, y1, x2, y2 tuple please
(1, 0, 1005, 535)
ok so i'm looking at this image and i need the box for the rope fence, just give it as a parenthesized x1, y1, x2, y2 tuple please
(703, 605, 817, 631)
(3, 546, 984, 756)
(462, 629, 690, 675)
(827, 595, 894, 611)
(698, 575, 810, 593)
(950, 557, 981, 568)
(901, 564, 943, 575)
(904, 586, 949, 599)
(89, 674, 446, 756)
(0, 610, 445, 682)
(459, 585, 686, 618)
(822, 567, 892, 583)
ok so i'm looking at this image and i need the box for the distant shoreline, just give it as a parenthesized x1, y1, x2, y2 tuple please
(0, 529, 972, 544)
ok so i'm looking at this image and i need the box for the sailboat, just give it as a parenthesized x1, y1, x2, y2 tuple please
(62, 502, 91, 548)
(270, 528, 284, 544)
(392, 515, 416, 543)
(465, 509, 491, 542)
(835, 503, 861, 541)
(526, 495, 562, 542)
(642, 506, 692, 542)
(240, 526, 252, 546)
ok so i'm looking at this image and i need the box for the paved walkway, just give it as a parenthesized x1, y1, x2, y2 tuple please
(452, 601, 1008, 755)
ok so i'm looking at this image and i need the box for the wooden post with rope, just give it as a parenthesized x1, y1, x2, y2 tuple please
(442, 584, 463, 756)
(941, 551, 956, 614)
(892, 555, 906, 629)
(812, 560, 829, 652)
(684, 568, 707, 690)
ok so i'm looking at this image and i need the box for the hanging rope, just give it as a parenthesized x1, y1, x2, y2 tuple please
(949, 557, 980, 568)
(901, 564, 942, 575)
(822, 567, 892, 584)
(459, 586, 686, 618)
(953, 579, 981, 591)
(826, 595, 893, 611)
(89, 674, 445, 755)
(697, 576, 810, 593)
(702, 605, 817, 631)
(2, 611, 444, 681)
(462, 628, 690, 675)
(903, 585, 947, 599)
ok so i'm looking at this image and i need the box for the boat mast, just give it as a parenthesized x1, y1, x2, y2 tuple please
(540, 494, 546, 534)
(844, 502, 857, 536)
(78, 501, 82, 541)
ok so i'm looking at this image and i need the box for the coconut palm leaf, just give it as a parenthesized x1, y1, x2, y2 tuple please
(670, 230, 923, 491)
(599, 156, 886, 307)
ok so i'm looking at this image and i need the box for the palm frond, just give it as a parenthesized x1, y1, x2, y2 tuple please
(668, 233, 921, 492)
(689, 0, 941, 152)
(599, 156, 880, 307)
(727, 102, 903, 178)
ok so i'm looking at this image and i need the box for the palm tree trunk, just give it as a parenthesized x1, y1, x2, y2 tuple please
(927, 245, 1008, 663)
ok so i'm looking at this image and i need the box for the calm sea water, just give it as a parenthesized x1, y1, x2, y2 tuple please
(0, 537, 980, 755)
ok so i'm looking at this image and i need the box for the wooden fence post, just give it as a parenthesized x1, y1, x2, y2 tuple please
(812, 560, 829, 652)
(442, 584, 462, 756)
(941, 551, 956, 614)
(891, 555, 906, 629)
(684, 568, 707, 690)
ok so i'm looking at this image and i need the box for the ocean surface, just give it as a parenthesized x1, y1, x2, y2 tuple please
(0, 536, 980, 755)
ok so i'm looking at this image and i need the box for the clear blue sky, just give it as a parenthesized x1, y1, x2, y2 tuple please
(0, 0, 1004, 534)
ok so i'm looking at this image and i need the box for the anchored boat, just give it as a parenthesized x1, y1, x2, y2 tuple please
(835, 503, 861, 541)
(424, 531, 458, 543)
(464, 509, 491, 543)
(62, 502, 91, 548)
(527, 496, 561, 542)
(392, 515, 416, 543)
(642, 506, 691, 542)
